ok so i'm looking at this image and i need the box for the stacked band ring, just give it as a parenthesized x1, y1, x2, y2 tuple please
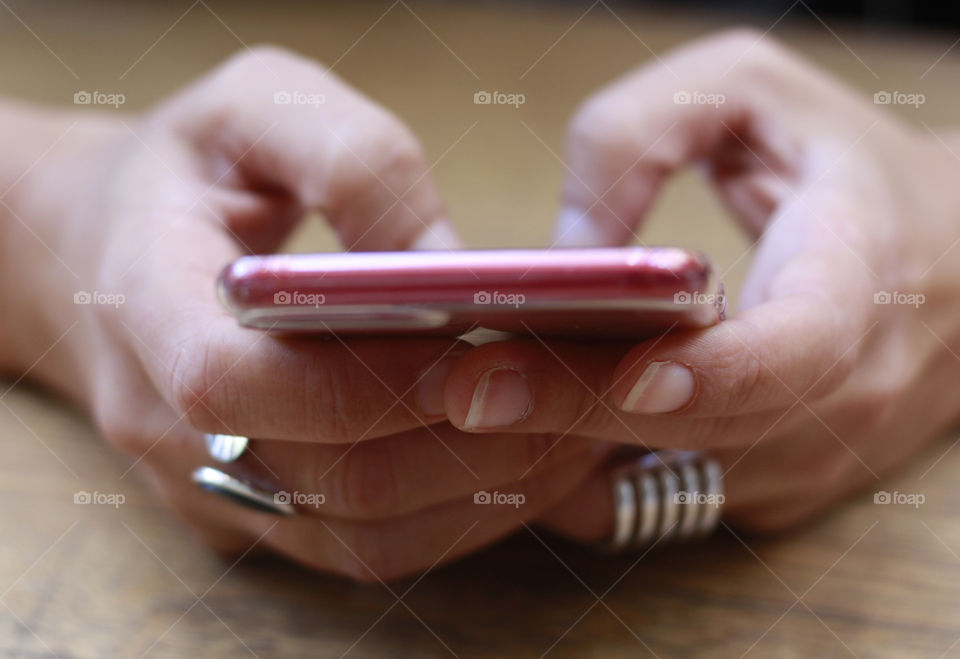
(605, 450, 724, 552)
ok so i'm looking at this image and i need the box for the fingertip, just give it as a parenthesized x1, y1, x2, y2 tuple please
(441, 343, 536, 432)
(460, 366, 533, 431)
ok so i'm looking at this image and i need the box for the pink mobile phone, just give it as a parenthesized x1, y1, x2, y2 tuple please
(217, 247, 725, 339)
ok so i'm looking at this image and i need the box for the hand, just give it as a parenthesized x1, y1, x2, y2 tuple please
(439, 29, 960, 538)
(0, 47, 609, 580)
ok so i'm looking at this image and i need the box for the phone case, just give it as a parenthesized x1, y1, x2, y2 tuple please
(218, 247, 725, 338)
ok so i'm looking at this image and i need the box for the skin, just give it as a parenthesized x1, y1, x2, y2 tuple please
(444, 31, 960, 539)
(1, 31, 959, 581)
(0, 47, 610, 583)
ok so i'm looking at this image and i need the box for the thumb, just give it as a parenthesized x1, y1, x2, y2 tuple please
(440, 186, 879, 441)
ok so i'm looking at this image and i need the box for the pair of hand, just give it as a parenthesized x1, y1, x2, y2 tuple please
(4, 30, 960, 581)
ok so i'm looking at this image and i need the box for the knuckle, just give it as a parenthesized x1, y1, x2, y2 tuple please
(727, 355, 767, 413)
(714, 29, 791, 87)
(706, 27, 780, 65)
(218, 44, 327, 80)
(329, 444, 401, 519)
(701, 335, 768, 415)
(328, 112, 427, 195)
(187, 46, 332, 133)
(321, 112, 432, 249)
(93, 399, 146, 456)
(711, 27, 767, 53)
(168, 341, 224, 432)
(298, 354, 359, 442)
(374, 119, 428, 171)
(245, 43, 308, 66)
(568, 95, 638, 164)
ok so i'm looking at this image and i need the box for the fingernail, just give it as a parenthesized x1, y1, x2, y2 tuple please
(410, 220, 463, 250)
(416, 355, 460, 418)
(621, 361, 695, 414)
(463, 367, 532, 430)
(553, 207, 609, 247)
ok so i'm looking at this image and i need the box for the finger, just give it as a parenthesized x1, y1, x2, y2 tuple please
(540, 415, 892, 542)
(446, 187, 878, 427)
(535, 451, 781, 544)
(163, 45, 461, 251)
(522, 29, 886, 425)
(537, 449, 759, 544)
(109, 47, 472, 442)
(157, 435, 602, 582)
(440, 327, 831, 450)
(111, 217, 471, 443)
(171, 421, 607, 520)
(605, 187, 877, 418)
(260, 451, 601, 582)
(552, 28, 861, 247)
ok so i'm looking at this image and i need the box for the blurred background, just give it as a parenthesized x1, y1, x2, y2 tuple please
(1, 1, 959, 657)
(617, 0, 960, 27)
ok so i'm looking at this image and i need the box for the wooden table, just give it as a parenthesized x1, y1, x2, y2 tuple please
(2, 1, 959, 656)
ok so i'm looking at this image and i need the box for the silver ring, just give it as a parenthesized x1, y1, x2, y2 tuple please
(205, 433, 250, 463)
(192, 466, 296, 516)
(194, 434, 297, 517)
(605, 450, 724, 552)
(608, 476, 635, 549)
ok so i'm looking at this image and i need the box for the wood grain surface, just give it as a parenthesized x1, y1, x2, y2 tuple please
(1, 1, 959, 657)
